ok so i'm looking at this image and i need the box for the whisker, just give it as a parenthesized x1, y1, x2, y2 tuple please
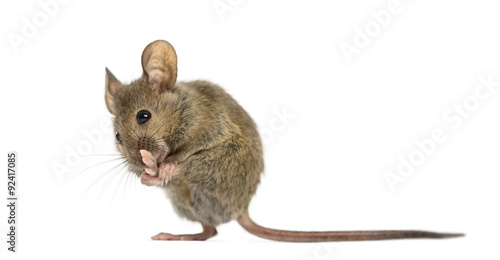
(74, 160, 128, 212)
(150, 124, 163, 140)
(134, 172, 140, 200)
(92, 162, 129, 213)
(150, 135, 164, 143)
(63, 157, 126, 184)
(133, 130, 141, 141)
(125, 171, 134, 209)
(123, 171, 131, 209)
(50, 154, 123, 161)
(109, 166, 130, 212)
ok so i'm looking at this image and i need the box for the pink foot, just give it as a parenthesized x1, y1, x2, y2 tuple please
(151, 232, 182, 240)
(151, 225, 217, 241)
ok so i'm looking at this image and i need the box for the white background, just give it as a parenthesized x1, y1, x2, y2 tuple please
(1, 0, 499, 259)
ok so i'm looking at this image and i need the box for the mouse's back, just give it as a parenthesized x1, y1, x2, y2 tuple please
(154, 79, 265, 226)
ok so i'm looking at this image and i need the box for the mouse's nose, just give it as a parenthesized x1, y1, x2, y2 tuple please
(137, 135, 154, 151)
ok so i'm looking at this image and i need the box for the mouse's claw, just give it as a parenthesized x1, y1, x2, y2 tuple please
(158, 160, 176, 186)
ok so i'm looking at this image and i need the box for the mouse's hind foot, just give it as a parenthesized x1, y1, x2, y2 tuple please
(151, 224, 217, 241)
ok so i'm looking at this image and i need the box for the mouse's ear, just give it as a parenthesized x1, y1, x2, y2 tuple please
(141, 40, 178, 94)
(105, 68, 123, 115)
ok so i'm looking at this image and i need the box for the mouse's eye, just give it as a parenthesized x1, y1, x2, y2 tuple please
(115, 132, 122, 144)
(137, 110, 151, 124)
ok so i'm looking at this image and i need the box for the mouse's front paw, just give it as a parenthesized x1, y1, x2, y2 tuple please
(140, 160, 176, 186)
(140, 172, 163, 186)
(158, 160, 176, 186)
(140, 149, 158, 176)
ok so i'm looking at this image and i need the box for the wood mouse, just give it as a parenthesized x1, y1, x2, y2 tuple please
(104, 40, 463, 242)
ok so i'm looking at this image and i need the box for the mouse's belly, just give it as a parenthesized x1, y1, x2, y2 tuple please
(164, 178, 240, 226)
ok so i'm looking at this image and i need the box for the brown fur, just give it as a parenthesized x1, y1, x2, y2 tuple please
(106, 75, 263, 226)
(104, 40, 462, 242)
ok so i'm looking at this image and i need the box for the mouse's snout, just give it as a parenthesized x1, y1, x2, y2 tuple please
(137, 134, 155, 152)
(131, 135, 155, 166)
(130, 135, 169, 167)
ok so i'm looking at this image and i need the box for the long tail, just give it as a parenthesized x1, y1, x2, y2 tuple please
(237, 212, 464, 242)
